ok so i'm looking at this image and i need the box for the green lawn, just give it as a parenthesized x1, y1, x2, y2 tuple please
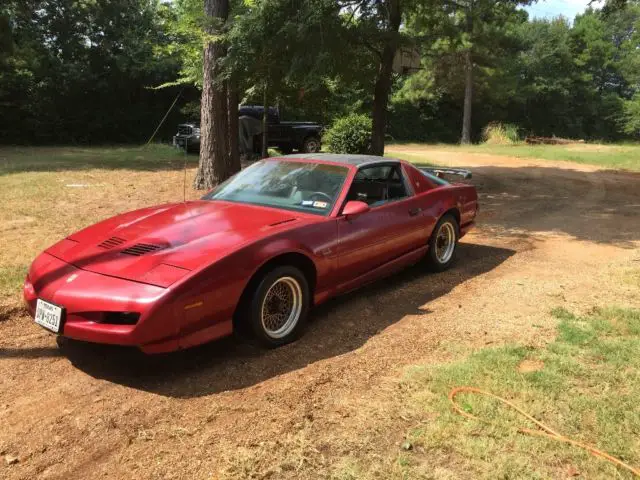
(389, 143, 640, 171)
(384, 307, 640, 479)
(0, 144, 193, 175)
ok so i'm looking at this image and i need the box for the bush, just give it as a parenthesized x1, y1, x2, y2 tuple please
(482, 122, 520, 144)
(324, 114, 372, 154)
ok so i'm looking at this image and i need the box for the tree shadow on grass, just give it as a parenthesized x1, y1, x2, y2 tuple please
(0, 145, 199, 175)
(53, 242, 514, 398)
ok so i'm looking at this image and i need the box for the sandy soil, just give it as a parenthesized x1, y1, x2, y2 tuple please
(1, 148, 639, 479)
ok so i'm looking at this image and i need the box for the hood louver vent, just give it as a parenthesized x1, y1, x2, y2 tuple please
(121, 243, 164, 256)
(97, 236, 126, 249)
(268, 218, 296, 227)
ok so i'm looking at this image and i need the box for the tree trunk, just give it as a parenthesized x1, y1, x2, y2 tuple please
(460, 49, 473, 145)
(194, 0, 230, 190)
(226, 79, 240, 174)
(460, 6, 474, 145)
(261, 84, 268, 158)
(369, 0, 401, 156)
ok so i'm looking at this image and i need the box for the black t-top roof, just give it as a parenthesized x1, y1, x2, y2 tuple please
(283, 153, 400, 166)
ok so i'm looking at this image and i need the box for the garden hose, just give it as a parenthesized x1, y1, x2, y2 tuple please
(449, 386, 640, 477)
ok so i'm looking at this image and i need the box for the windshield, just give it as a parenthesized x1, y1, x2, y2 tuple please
(202, 160, 349, 216)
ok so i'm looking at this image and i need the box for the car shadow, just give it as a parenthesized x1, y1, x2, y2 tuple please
(59, 242, 515, 398)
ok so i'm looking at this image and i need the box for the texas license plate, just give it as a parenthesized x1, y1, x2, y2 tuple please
(34, 299, 64, 333)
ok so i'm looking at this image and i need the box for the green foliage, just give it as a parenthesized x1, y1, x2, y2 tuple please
(482, 122, 520, 144)
(0, 0, 188, 144)
(389, 70, 462, 143)
(393, 3, 640, 143)
(324, 114, 372, 154)
(1, 0, 640, 146)
(156, 0, 209, 89)
(224, 0, 372, 126)
(622, 93, 640, 136)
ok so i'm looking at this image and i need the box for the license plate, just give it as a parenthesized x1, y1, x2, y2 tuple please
(34, 299, 64, 333)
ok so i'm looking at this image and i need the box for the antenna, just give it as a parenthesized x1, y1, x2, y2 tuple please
(145, 88, 183, 146)
(183, 137, 188, 204)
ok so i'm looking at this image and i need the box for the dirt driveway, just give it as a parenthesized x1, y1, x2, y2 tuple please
(1, 148, 639, 479)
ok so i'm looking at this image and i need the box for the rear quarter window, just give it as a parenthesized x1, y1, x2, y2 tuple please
(402, 164, 444, 193)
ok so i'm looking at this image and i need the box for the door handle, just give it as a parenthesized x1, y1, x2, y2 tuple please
(408, 207, 422, 217)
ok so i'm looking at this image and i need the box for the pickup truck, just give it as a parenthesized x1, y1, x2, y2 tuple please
(173, 106, 323, 154)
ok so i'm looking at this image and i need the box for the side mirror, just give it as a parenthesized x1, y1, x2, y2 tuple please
(342, 200, 370, 219)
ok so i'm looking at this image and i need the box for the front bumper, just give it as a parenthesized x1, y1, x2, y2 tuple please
(24, 253, 179, 352)
(173, 135, 200, 150)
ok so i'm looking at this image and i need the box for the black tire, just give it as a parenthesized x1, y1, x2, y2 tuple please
(426, 214, 459, 272)
(302, 135, 321, 153)
(246, 266, 310, 347)
(279, 144, 293, 155)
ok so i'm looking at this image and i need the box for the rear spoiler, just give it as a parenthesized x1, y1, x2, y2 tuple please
(419, 167, 472, 180)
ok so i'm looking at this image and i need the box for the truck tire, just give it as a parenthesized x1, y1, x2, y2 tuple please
(302, 136, 321, 153)
(279, 144, 293, 155)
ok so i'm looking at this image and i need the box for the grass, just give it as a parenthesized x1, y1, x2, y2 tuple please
(0, 144, 192, 174)
(388, 142, 640, 171)
(482, 122, 521, 145)
(363, 306, 640, 479)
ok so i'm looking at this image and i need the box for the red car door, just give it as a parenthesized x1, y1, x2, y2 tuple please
(335, 164, 430, 284)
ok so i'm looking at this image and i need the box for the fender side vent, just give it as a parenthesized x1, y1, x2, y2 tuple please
(121, 243, 164, 256)
(97, 236, 126, 249)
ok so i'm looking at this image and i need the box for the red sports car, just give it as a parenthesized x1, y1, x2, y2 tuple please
(24, 154, 478, 353)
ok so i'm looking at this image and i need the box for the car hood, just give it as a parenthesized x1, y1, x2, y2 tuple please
(46, 200, 305, 287)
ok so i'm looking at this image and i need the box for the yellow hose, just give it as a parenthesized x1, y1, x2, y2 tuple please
(449, 386, 640, 477)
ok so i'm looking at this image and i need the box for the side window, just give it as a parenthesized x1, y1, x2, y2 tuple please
(387, 166, 409, 201)
(354, 166, 391, 181)
(346, 165, 410, 207)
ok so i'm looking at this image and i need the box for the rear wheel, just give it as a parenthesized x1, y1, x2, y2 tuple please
(426, 214, 459, 272)
(302, 136, 321, 153)
(247, 266, 310, 347)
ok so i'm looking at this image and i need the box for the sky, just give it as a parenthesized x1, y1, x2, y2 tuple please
(525, 0, 605, 20)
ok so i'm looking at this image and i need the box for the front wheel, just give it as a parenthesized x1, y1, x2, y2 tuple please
(302, 136, 321, 153)
(426, 214, 459, 272)
(248, 266, 310, 347)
